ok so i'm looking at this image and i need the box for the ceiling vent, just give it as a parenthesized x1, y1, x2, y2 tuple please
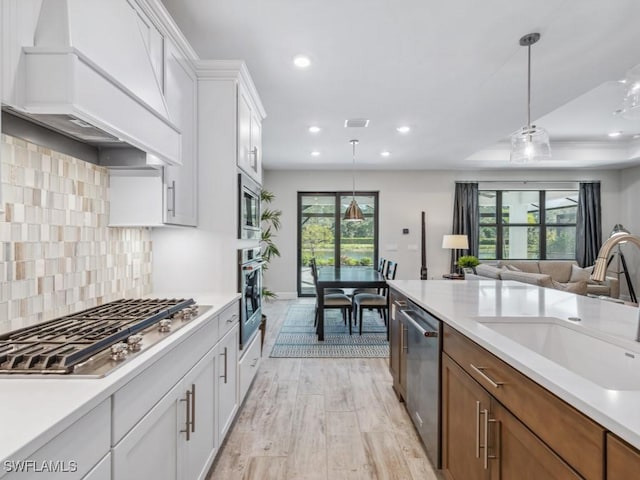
(344, 118, 370, 128)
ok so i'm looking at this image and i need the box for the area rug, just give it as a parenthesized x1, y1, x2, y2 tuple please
(269, 304, 389, 358)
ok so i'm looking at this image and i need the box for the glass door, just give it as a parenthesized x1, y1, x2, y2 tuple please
(298, 192, 378, 296)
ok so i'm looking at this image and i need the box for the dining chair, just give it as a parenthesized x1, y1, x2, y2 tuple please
(353, 260, 398, 335)
(309, 258, 345, 294)
(310, 260, 354, 334)
(351, 257, 386, 298)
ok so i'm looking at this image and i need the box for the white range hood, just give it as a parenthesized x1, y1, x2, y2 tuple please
(9, 0, 181, 166)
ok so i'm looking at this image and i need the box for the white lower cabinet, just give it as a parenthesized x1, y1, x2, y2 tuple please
(113, 347, 217, 480)
(82, 453, 110, 480)
(239, 333, 261, 403)
(217, 324, 239, 441)
(111, 304, 240, 480)
(2, 400, 110, 480)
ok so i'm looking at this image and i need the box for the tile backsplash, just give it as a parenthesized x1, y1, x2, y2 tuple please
(0, 134, 152, 329)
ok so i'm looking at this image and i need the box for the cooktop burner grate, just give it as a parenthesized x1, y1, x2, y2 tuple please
(0, 298, 195, 374)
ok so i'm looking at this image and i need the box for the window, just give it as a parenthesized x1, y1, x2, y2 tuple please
(297, 192, 378, 296)
(479, 190, 578, 260)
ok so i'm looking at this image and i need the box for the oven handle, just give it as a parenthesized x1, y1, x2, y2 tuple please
(399, 309, 439, 338)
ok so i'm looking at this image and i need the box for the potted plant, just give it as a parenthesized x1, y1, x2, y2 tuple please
(258, 190, 281, 353)
(457, 255, 480, 274)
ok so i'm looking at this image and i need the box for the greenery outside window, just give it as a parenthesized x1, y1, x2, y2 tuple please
(479, 190, 578, 260)
(297, 192, 378, 296)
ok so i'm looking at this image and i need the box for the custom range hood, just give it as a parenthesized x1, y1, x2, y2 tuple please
(6, 0, 181, 167)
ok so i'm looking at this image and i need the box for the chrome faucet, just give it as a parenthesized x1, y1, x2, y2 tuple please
(591, 233, 640, 342)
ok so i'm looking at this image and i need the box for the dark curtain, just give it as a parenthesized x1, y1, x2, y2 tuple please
(575, 182, 602, 267)
(450, 182, 479, 272)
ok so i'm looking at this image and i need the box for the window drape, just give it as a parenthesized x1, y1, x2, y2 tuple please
(451, 182, 479, 272)
(575, 182, 602, 267)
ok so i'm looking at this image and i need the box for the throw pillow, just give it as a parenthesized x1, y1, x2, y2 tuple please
(569, 264, 595, 284)
(475, 264, 504, 280)
(505, 264, 522, 272)
(552, 280, 588, 295)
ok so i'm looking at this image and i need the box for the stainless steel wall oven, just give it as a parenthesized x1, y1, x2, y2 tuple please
(238, 247, 262, 349)
(238, 173, 261, 240)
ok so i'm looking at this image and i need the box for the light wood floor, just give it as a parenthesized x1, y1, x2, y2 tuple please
(207, 299, 441, 480)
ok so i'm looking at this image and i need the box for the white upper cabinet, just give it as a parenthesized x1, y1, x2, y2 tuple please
(108, 2, 198, 227)
(237, 83, 263, 185)
(163, 38, 197, 226)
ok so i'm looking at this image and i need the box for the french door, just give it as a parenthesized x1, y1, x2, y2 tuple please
(297, 192, 379, 296)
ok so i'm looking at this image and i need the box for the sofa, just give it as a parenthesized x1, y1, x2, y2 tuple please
(473, 260, 620, 298)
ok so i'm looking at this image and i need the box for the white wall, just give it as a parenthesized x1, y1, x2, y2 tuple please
(263, 168, 622, 298)
(618, 164, 640, 300)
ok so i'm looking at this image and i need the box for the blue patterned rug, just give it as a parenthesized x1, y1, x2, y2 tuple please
(270, 304, 389, 358)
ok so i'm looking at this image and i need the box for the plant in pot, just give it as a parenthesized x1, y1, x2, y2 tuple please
(258, 190, 281, 352)
(457, 255, 480, 275)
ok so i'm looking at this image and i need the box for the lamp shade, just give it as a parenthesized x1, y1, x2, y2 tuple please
(442, 234, 469, 250)
(510, 125, 551, 163)
(344, 199, 364, 222)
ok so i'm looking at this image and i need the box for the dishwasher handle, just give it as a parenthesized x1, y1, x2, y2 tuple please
(399, 309, 439, 337)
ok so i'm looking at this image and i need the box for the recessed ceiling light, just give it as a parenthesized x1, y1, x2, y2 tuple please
(380, 151, 391, 157)
(311, 150, 320, 156)
(608, 131, 623, 137)
(293, 55, 311, 69)
(634, 134, 640, 139)
(344, 118, 370, 128)
(396, 126, 411, 134)
(308, 126, 321, 133)
(613, 108, 624, 116)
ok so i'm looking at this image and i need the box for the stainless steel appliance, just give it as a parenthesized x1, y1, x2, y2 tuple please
(238, 247, 263, 349)
(0, 298, 207, 377)
(238, 173, 261, 240)
(400, 299, 442, 468)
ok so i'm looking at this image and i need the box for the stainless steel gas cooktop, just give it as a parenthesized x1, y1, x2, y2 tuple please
(0, 298, 209, 377)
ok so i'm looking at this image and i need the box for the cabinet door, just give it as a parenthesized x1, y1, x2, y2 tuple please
(491, 401, 580, 480)
(249, 109, 262, 184)
(82, 453, 111, 480)
(112, 381, 185, 480)
(442, 353, 491, 480)
(237, 86, 253, 179)
(164, 39, 197, 226)
(183, 348, 218, 480)
(389, 290, 403, 399)
(607, 433, 640, 479)
(238, 332, 261, 403)
(218, 324, 239, 441)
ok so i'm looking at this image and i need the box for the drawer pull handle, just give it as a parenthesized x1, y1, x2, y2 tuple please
(475, 401, 481, 458)
(180, 390, 192, 441)
(221, 347, 228, 384)
(470, 364, 504, 388)
(190, 383, 196, 434)
(483, 409, 489, 469)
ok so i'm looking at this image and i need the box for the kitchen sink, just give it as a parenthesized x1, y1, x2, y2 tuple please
(476, 317, 640, 391)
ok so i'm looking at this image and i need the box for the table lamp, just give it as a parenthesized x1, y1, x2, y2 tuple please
(442, 234, 469, 274)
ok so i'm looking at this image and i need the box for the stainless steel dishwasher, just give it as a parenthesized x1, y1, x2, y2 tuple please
(400, 299, 442, 469)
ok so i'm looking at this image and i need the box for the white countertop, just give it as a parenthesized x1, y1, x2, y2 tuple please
(0, 292, 240, 466)
(388, 279, 640, 450)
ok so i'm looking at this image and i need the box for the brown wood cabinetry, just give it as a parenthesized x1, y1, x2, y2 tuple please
(443, 324, 604, 480)
(389, 289, 407, 400)
(607, 433, 640, 479)
(442, 354, 491, 480)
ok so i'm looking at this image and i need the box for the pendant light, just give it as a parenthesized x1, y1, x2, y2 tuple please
(344, 139, 364, 222)
(510, 33, 551, 163)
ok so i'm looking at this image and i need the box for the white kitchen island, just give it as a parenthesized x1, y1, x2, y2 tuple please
(0, 293, 241, 480)
(388, 279, 640, 452)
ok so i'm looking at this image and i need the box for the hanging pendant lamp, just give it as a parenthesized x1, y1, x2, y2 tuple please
(510, 33, 551, 163)
(344, 139, 364, 222)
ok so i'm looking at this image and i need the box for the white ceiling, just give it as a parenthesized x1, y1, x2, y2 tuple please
(160, 0, 640, 170)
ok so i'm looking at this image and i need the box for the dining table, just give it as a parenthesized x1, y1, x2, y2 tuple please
(315, 266, 388, 341)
